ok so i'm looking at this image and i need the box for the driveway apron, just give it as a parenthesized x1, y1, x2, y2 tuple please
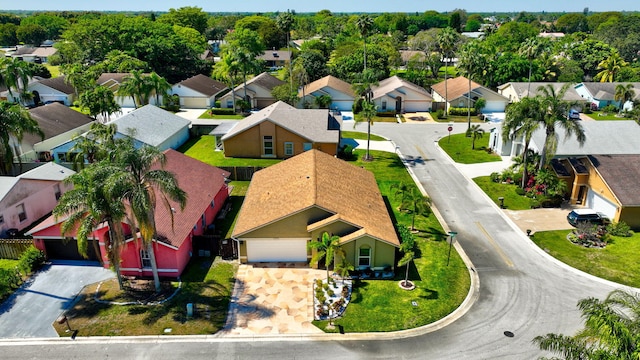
(0, 261, 114, 338)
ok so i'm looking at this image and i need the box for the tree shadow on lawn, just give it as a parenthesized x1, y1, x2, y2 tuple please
(412, 227, 447, 242)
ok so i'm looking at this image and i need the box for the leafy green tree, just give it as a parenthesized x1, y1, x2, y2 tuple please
(555, 13, 588, 33)
(235, 15, 285, 50)
(534, 289, 640, 360)
(397, 225, 416, 288)
(0, 23, 18, 47)
(53, 162, 127, 289)
(157, 6, 209, 34)
(537, 84, 586, 169)
(314, 94, 332, 109)
(224, 28, 265, 102)
(354, 100, 377, 161)
(594, 14, 640, 64)
(595, 51, 628, 82)
(0, 101, 43, 175)
(293, 49, 327, 83)
(16, 23, 47, 46)
(503, 97, 545, 188)
(79, 86, 121, 123)
(61, 63, 96, 97)
(271, 84, 297, 106)
(20, 13, 69, 40)
(276, 11, 295, 94)
(95, 50, 149, 74)
(106, 143, 187, 293)
(308, 231, 341, 283)
(466, 124, 485, 149)
(564, 38, 614, 80)
(408, 28, 443, 79)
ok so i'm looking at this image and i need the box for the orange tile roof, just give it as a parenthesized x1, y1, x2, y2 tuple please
(232, 149, 399, 247)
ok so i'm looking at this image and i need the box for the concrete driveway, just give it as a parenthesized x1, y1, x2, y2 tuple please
(0, 261, 114, 338)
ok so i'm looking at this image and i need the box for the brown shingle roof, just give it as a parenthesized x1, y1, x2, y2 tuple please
(24, 102, 93, 144)
(232, 149, 399, 247)
(152, 149, 230, 248)
(431, 76, 482, 100)
(371, 75, 432, 101)
(257, 50, 291, 62)
(175, 74, 227, 97)
(37, 76, 75, 95)
(233, 72, 285, 92)
(589, 155, 640, 206)
(299, 75, 355, 98)
(97, 73, 132, 85)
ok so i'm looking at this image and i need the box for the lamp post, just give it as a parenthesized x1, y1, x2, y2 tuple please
(447, 231, 457, 266)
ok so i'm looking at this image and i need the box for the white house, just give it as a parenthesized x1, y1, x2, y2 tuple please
(298, 75, 355, 111)
(170, 74, 228, 109)
(431, 76, 509, 113)
(574, 82, 640, 111)
(218, 72, 285, 110)
(370, 76, 433, 113)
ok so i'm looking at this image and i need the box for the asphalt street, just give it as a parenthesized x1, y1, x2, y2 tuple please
(0, 122, 633, 359)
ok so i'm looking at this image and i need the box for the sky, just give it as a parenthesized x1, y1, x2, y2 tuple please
(4, 0, 638, 13)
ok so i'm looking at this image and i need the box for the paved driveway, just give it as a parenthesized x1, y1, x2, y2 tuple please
(0, 261, 114, 338)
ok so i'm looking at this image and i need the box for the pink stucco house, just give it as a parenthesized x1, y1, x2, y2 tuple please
(28, 150, 231, 278)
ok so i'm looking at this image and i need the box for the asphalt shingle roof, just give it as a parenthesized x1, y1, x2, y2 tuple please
(371, 75, 432, 101)
(175, 74, 227, 97)
(109, 105, 190, 147)
(299, 75, 355, 98)
(24, 102, 93, 145)
(589, 154, 640, 206)
(499, 82, 585, 101)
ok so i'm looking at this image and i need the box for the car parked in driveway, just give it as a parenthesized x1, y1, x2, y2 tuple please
(567, 209, 609, 227)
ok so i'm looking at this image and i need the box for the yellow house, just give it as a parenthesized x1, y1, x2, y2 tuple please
(231, 149, 400, 270)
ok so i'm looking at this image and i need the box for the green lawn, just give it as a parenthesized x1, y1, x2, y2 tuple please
(588, 111, 634, 121)
(431, 114, 485, 123)
(44, 64, 60, 78)
(531, 230, 640, 288)
(473, 176, 535, 210)
(341, 131, 386, 141)
(438, 133, 502, 164)
(198, 111, 245, 120)
(178, 135, 281, 167)
(313, 150, 470, 332)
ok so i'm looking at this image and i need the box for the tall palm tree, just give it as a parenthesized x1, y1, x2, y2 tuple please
(503, 97, 545, 189)
(518, 38, 545, 94)
(292, 58, 309, 108)
(0, 101, 43, 175)
(225, 29, 265, 105)
(2, 58, 34, 104)
(54, 163, 128, 290)
(69, 123, 118, 170)
(466, 124, 485, 150)
(276, 11, 295, 95)
(615, 83, 635, 112)
(146, 72, 171, 106)
(595, 51, 628, 83)
(457, 41, 485, 131)
(534, 289, 640, 359)
(354, 100, 377, 161)
(308, 231, 340, 283)
(213, 50, 241, 113)
(537, 84, 586, 170)
(397, 187, 432, 231)
(437, 27, 459, 116)
(106, 143, 187, 293)
(116, 70, 150, 108)
(355, 14, 374, 71)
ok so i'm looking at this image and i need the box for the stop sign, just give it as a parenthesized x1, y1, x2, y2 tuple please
(448, 126, 453, 132)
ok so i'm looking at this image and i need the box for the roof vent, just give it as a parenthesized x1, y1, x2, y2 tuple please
(273, 52, 279, 57)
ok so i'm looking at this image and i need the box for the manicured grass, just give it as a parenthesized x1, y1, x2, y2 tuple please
(438, 133, 502, 164)
(55, 257, 237, 336)
(313, 150, 470, 332)
(473, 176, 535, 210)
(531, 230, 640, 288)
(198, 111, 245, 120)
(341, 131, 386, 141)
(588, 111, 634, 121)
(0, 259, 19, 270)
(45, 64, 60, 78)
(431, 114, 485, 123)
(178, 135, 281, 167)
(220, 181, 249, 239)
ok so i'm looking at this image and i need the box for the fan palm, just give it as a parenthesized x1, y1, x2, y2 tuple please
(397, 187, 432, 231)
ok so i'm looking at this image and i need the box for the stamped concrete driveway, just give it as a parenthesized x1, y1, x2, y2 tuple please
(504, 204, 578, 234)
(0, 260, 114, 338)
(223, 263, 325, 335)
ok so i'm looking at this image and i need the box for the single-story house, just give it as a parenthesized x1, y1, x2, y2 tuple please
(218, 72, 285, 110)
(13, 102, 95, 163)
(221, 101, 341, 158)
(5, 76, 76, 107)
(550, 155, 640, 229)
(431, 76, 509, 113)
(0, 162, 74, 237)
(298, 75, 356, 111)
(97, 73, 160, 108)
(574, 82, 640, 111)
(497, 82, 586, 104)
(29, 150, 231, 277)
(370, 75, 433, 113)
(11, 46, 57, 63)
(51, 105, 190, 163)
(170, 74, 228, 109)
(232, 149, 400, 269)
(257, 50, 291, 69)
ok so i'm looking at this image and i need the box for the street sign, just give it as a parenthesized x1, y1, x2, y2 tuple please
(447, 126, 453, 132)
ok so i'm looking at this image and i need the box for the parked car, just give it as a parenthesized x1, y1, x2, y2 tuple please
(568, 109, 581, 120)
(567, 209, 609, 227)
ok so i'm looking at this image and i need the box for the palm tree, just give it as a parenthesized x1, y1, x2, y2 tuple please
(457, 41, 485, 131)
(397, 187, 432, 231)
(437, 27, 459, 116)
(518, 38, 545, 94)
(534, 289, 640, 359)
(615, 83, 635, 112)
(314, 94, 332, 109)
(292, 59, 310, 108)
(0, 101, 43, 175)
(276, 11, 295, 95)
(537, 84, 586, 170)
(106, 143, 187, 293)
(225, 29, 265, 105)
(503, 97, 545, 188)
(397, 226, 416, 288)
(595, 51, 628, 83)
(466, 124, 485, 150)
(69, 123, 118, 169)
(1, 58, 34, 105)
(146, 72, 171, 106)
(54, 163, 128, 289)
(116, 70, 150, 108)
(308, 231, 340, 283)
(354, 100, 377, 161)
(213, 50, 241, 113)
(355, 14, 374, 71)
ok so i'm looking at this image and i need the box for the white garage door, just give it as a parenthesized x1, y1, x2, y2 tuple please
(586, 190, 618, 219)
(246, 238, 308, 262)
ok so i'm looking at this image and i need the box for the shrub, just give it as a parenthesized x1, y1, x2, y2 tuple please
(606, 221, 633, 237)
(0, 268, 22, 302)
(377, 111, 396, 117)
(435, 109, 446, 119)
(352, 98, 363, 114)
(327, 288, 335, 297)
(18, 245, 45, 275)
(515, 187, 526, 196)
(210, 108, 236, 115)
(448, 107, 477, 116)
(490, 172, 500, 182)
(602, 104, 618, 113)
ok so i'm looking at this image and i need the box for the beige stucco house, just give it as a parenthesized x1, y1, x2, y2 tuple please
(370, 75, 433, 113)
(218, 72, 285, 110)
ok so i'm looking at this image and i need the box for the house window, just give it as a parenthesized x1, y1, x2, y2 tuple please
(17, 204, 26, 222)
(263, 136, 274, 156)
(358, 246, 371, 267)
(226, 99, 233, 108)
(201, 214, 206, 227)
(140, 249, 151, 268)
(284, 142, 294, 156)
(303, 143, 312, 151)
(54, 184, 61, 200)
(382, 100, 387, 111)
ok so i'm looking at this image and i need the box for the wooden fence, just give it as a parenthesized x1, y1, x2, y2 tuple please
(0, 238, 33, 260)
(218, 166, 265, 181)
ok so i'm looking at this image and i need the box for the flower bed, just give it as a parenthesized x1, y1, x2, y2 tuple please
(313, 277, 352, 320)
